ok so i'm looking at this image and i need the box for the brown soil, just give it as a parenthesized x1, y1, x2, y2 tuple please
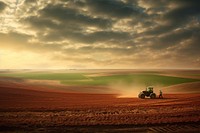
(0, 79, 200, 132)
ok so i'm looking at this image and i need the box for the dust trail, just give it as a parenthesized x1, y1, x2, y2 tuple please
(109, 82, 146, 98)
(109, 81, 164, 98)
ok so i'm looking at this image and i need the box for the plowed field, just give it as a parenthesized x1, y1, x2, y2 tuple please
(0, 78, 200, 132)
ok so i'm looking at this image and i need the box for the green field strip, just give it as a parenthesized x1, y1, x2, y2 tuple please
(0, 72, 87, 80)
(1, 72, 199, 87)
(61, 74, 200, 86)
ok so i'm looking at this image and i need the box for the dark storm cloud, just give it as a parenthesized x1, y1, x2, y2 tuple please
(24, 0, 37, 4)
(164, 0, 200, 26)
(22, 2, 132, 44)
(40, 3, 112, 29)
(2, 0, 200, 68)
(140, 0, 170, 14)
(0, 1, 6, 12)
(62, 0, 86, 7)
(17, 0, 200, 47)
(150, 27, 200, 50)
(23, 16, 62, 30)
(165, 0, 200, 23)
(145, 0, 200, 35)
(85, 31, 131, 43)
(178, 31, 200, 56)
(40, 29, 131, 44)
(86, 0, 145, 18)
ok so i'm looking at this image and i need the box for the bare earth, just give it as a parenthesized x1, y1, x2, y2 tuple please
(0, 78, 200, 132)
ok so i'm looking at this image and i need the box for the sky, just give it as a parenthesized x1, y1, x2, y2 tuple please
(0, 0, 200, 69)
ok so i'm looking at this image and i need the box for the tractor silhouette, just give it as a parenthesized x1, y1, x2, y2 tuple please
(138, 86, 156, 99)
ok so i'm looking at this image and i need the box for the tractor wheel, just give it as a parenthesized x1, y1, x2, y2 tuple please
(138, 94, 141, 98)
(150, 93, 156, 99)
(138, 93, 142, 98)
(140, 93, 145, 99)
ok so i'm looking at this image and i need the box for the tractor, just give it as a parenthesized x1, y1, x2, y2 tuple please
(138, 86, 156, 99)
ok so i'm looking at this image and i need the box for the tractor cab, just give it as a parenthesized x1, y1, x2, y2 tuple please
(146, 86, 153, 93)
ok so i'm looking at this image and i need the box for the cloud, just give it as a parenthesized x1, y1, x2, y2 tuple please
(24, 0, 37, 4)
(150, 27, 200, 50)
(40, 3, 112, 29)
(0, 0, 200, 69)
(0, 1, 6, 12)
(0, 32, 31, 49)
(144, 0, 200, 35)
(86, 0, 145, 18)
(0, 31, 63, 54)
(23, 15, 62, 31)
(164, 0, 200, 24)
(22, 2, 131, 44)
(178, 32, 200, 56)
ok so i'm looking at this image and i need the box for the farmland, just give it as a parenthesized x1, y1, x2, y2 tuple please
(0, 70, 199, 87)
(0, 69, 200, 132)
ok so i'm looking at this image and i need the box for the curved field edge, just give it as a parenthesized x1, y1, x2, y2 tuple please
(0, 72, 86, 80)
(0, 72, 200, 87)
(61, 74, 200, 86)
